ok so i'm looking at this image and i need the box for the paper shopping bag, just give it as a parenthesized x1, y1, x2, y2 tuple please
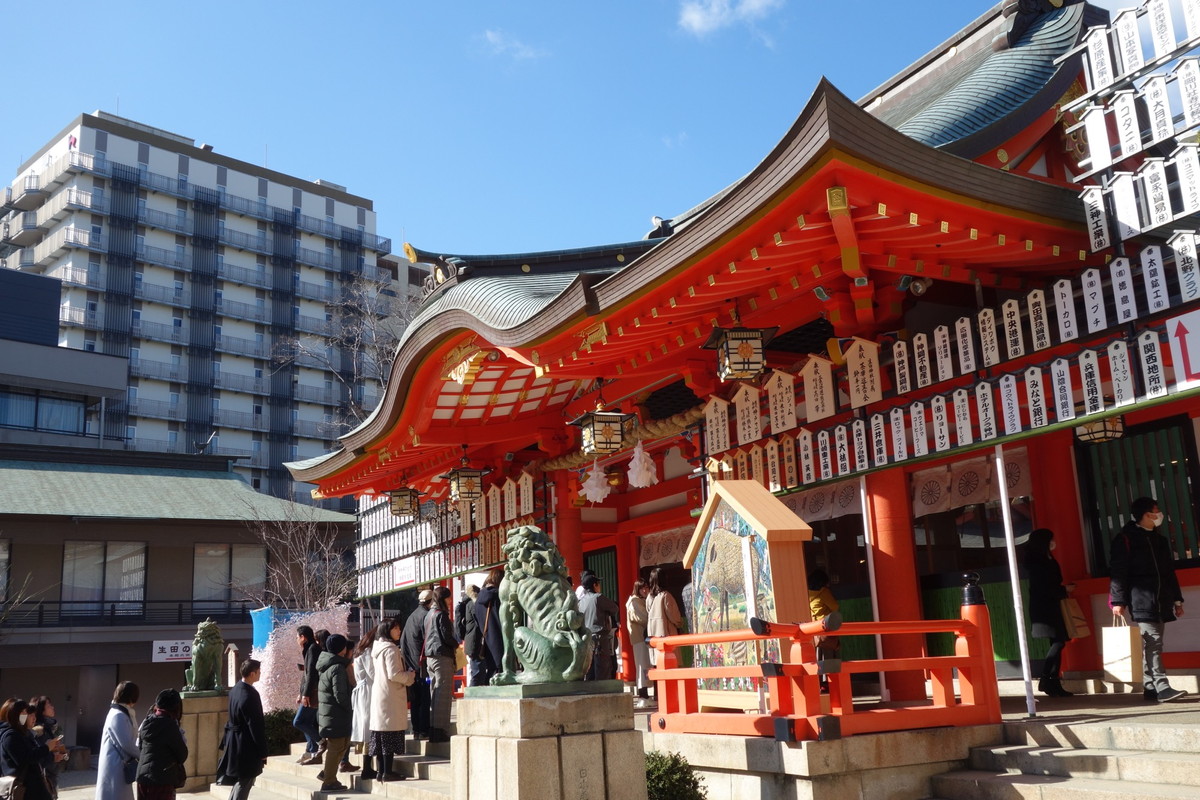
(1060, 598, 1091, 639)
(1101, 615, 1142, 684)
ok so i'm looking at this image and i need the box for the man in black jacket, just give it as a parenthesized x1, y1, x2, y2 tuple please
(218, 659, 267, 800)
(456, 586, 483, 686)
(1110, 496, 1187, 703)
(316, 634, 353, 792)
(400, 590, 434, 738)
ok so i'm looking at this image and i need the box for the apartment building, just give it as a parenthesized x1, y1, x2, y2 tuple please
(0, 112, 415, 504)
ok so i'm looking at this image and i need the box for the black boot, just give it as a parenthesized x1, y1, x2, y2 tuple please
(637, 687, 649, 699)
(382, 754, 395, 782)
(1049, 678, 1074, 697)
(360, 755, 376, 781)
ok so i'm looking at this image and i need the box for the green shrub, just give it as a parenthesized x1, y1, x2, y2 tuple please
(645, 750, 707, 800)
(264, 709, 305, 756)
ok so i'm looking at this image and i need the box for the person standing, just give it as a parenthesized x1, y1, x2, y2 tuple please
(293, 626, 322, 764)
(135, 689, 188, 800)
(424, 587, 457, 743)
(456, 586, 482, 687)
(400, 590, 433, 739)
(217, 660, 267, 800)
(349, 627, 377, 771)
(97, 681, 139, 800)
(30, 696, 65, 799)
(369, 617, 414, 782)
(626, 579, 652, 705)
(646, 567, 683, 666)
(1024, 529, 1075, 698)
(316, 634, 353, 792)
(578, 575, 620, 681)
(0, 698, 66, 800)
(1110, 496, 1188, 703)
(474, 569, 504, 686)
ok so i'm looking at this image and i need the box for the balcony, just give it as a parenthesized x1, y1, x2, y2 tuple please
(213, 406, 269, 431)
(126, 397, 187, 422)
(296, 279, 336, 303)
(215, 260, 270, 290)
(52, 264, 104, 289)
(214, 333, 269, 359)
(136, 280, 191, 307)
(130, 318, 188, 345)
(59, 306, 102, 329)
(137, 242, 186, 269)
(294, 383, 338, 405)
(296, 314, 332, 336)
(213, 370, 269, 394)
(219, 227, 270, 255)
(128, 356, 187, 382)
(216, 296, 269, 323)
(3, 175, 45, 211)
(0, 599, 257, 629)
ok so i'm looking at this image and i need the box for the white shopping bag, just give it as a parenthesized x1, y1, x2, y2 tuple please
(1102, 614, 1143, 684)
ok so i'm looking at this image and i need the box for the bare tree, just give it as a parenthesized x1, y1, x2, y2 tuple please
(238, 503, 357, 611)
(0, 572, 48, 643)
(273, 268, 420, 434)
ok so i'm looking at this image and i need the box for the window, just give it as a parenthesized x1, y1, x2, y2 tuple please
(127, 387, 137, 402)
(0, 391, 36, 429)
(0, 391, 85, 434)
(61, 541, 146, 616)
(172, 317, 182, 328)
(174, 280, 184, 295)
(84, 339, 96, 352)
(169, 392, 180, 407)
(193, 544, 265, 614)
(125, 426, 136, 440)
(168, 430, 178, 445)
(213, 325, 222, 338)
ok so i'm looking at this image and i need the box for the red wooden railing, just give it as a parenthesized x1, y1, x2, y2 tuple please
(647, 593, 1000, 741)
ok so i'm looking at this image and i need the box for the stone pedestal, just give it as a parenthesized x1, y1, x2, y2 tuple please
(179, 692, 226, 792)
(453, 682, 647, 800)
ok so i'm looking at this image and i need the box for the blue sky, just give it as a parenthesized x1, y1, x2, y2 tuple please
(1, 1, 1118, 256)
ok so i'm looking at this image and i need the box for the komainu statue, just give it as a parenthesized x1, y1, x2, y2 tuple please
(183, 617, 224, 692)
(492, 525, 591, 684)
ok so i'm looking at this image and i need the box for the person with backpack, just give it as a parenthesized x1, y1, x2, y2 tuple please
(424, 587, 457, 743)
(455, 585, 482, 686)
(1110, 496, 1187, 703)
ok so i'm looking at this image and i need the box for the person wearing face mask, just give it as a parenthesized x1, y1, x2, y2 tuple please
(1109, 496, 1187, 703)
(97, 681, 140, 800)
(1024, 529, 1075, 698)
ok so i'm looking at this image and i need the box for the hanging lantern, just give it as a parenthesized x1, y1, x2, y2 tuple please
(702, 325, 778, 381)
(441, 444, 491, 502)
(388, 487, 421, 516)
(1075, 415, 1125, 443)
(571, 407, 636, 455)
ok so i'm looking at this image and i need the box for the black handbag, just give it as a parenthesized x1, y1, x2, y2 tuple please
(122, 758, 138, 785)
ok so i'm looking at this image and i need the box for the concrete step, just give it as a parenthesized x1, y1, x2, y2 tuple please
(970, 744, 1200, 786)
(931, 770, 1200, 799)
(1004, 718, 1200, 753)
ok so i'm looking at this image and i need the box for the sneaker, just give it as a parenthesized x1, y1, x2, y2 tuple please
(1157, 687, 1188, 703)
(1144, 688, 1159, 702)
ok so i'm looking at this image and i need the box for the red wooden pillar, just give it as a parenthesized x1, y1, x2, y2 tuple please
(865, 468, 927, 700)
(554, 471, 584, 584)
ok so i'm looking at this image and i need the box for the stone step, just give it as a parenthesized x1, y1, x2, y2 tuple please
(233, 767, 366, 800)
(1003, 719, 1200, 753)
(931, 770, 1200, 800)
(970, 744, 1200, 786)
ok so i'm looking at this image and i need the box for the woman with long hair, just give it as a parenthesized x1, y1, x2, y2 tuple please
(1024, 528, 1074, 697)
(367, 617, 413, 782)
(30, 696, 64, 799)
(97, 681, 139, 800)
(136, 689, 188, 800)
(424, 586, 456, 743)
(625, 579, 652, 705)
(349, 625, 378, 773)
(0, 697, 66, 800)
(645, 568, 682, 667)
(473, 567, 504, 685)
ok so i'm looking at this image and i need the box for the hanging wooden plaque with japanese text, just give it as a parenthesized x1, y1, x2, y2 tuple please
(910, 401, 928, 457)
(1000, 374, 1021, 436)
(1002, 298, 1026, 360)
(1028, 289, 1051, 351)
(1187, 0, 1200, 40)
(1082, 105, 1112, 171)
(801, 356, 835, 423)
(779, 433, 798, 488)
(733, 383, 763, 445)
(913, 333, 933, 388)
(1081, 186, 1111, 252)
(932, 395, 951, 452)
(1141, 246, 1169, 314)
(766, 370, 797, 434)
(488, 485, 502, 527)
(1114, 91, 1142, 160)
(893, 340, 912, 395)
(1145, 75, 1174, 143)
(953, 388, 974, 447)
(1026, 366, 1048, 428)
(1084, 26, 1114, 91)
(1139, 329, 1168, 398)
(749, 445, 765, 486)
(735, 449, 749, 481)
(1149, 0, 1177, 60)
(817, 430, 832, 481)
(890, 406, 908, 462)
(846, 338, 883, 408)
(1141, 159, 1172, 230)
(835, 425, 851, 476)
(1053, 278, 1078, 343)
(1109, 340, 1135, 407)
(798, 429, 815, 484)
(1178, 59, 1200, 130)
(978, 308, 1000, 368)
(1111, 258, 1137, 323)
(1175, 144, 1200, 217)
(1083, 268, 1108, 333)
(1170, 232, 1200, 303)
(1111, 173, 1141, 240)
(704, 397, 731, 454)
(765, 438, 782, 492)
(852, 419, 869, 471)
(1081, 349, 1104, 415)
(1114, 9, 1144, 74)
(1051, 358, 1075, 422)
(934, 325, 954, 382)
(975, 382, 998, 441)
(519, 472, 534, 516)
(871, 414, 888, 467)
(955, 317, 977, 374)
(503, 478, 518, 521)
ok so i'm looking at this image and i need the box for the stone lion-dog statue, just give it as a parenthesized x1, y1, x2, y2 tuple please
(184, 617, 224, 692)
(491, 525, 591, 684)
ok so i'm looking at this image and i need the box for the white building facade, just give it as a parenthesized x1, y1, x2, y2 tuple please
(0, 112, 408, 505)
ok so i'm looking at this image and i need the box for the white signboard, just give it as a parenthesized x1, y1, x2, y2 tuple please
(1085, 26, 1115, 93)
(845, 338, 883, 408)
(1000, 374, 1021, 436)
(834, 425, 851, 476)
(889, 406, 908, 462)
(1170, 231, 1200, 303)
(152, 640, 194, 663)
(1111, 258, 1138, 323)
(975, 382, 998, 441)
(1083, 105, 1112, 171)
(1114, 9, 1144, 75)
(765, 439, 782, 492)
(1080, 349, 1104, 415)
(934, 325, 955, 382)
(798, 429, 815, 484)
(780, 434, 798, 488)
(1111, 172, 1141, 240)
(953, 388, 973, 447)
(955, 316, 977, 374)
(1177, 59, 1200, 130)
(893, 340, 912, 395)
(978, 308, 1000, 368)
(802, 356, 836, 423)
(1083, 268, 1108, 333)
(817, 430, 833, 481)
(1002, 298, 1026, 360)
(852, 419, 869, 472)
(913, 333, 933, 388)
(1187, 0, 1200, 41)
(733, 383, 763, 445)
(1140, 329, 1167, 398)
(1144, 74, 1174, 144)
(394, 556, 416, 588)
(1114, 91, 1142, 160)
(1141, 159, 1172, 229)
(1141, 245, 1169, 313)
(1108, 340, 1135, 407)
(1166, 309, 1200, 391)
(1149, 0, 1178, 60)
(766, 370, 797, 434)
(910, 402, 928, 457)
(871, 414, 888, 467)
(1051, 358, 1075, 423)
(931, 395, 951, 452)
(1029, 289, 1052, 351)
(705, 397, 731, 454)
(1025, 367, 1048, 429)
(1175, 144, 1200, 217)
(1081, 186, 1111, 253)
(1053, 278, 1078, 343)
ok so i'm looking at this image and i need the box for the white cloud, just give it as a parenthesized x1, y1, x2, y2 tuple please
(678, 0, 785, 37)
(482, 29, 547, 60)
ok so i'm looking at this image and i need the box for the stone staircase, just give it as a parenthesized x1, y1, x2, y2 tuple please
(928, 710, 1200, 799)
(209, 739, 452, 800)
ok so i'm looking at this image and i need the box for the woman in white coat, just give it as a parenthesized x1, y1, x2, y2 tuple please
(349, 626, 377, 775)
(646, 568, 683, 667)
(96, 681, 140, 800)
(367, 617, 413, 782)
(625, 579, 652, 705)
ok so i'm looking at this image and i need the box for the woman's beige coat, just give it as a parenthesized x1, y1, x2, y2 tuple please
(369, 637, 413, 732)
